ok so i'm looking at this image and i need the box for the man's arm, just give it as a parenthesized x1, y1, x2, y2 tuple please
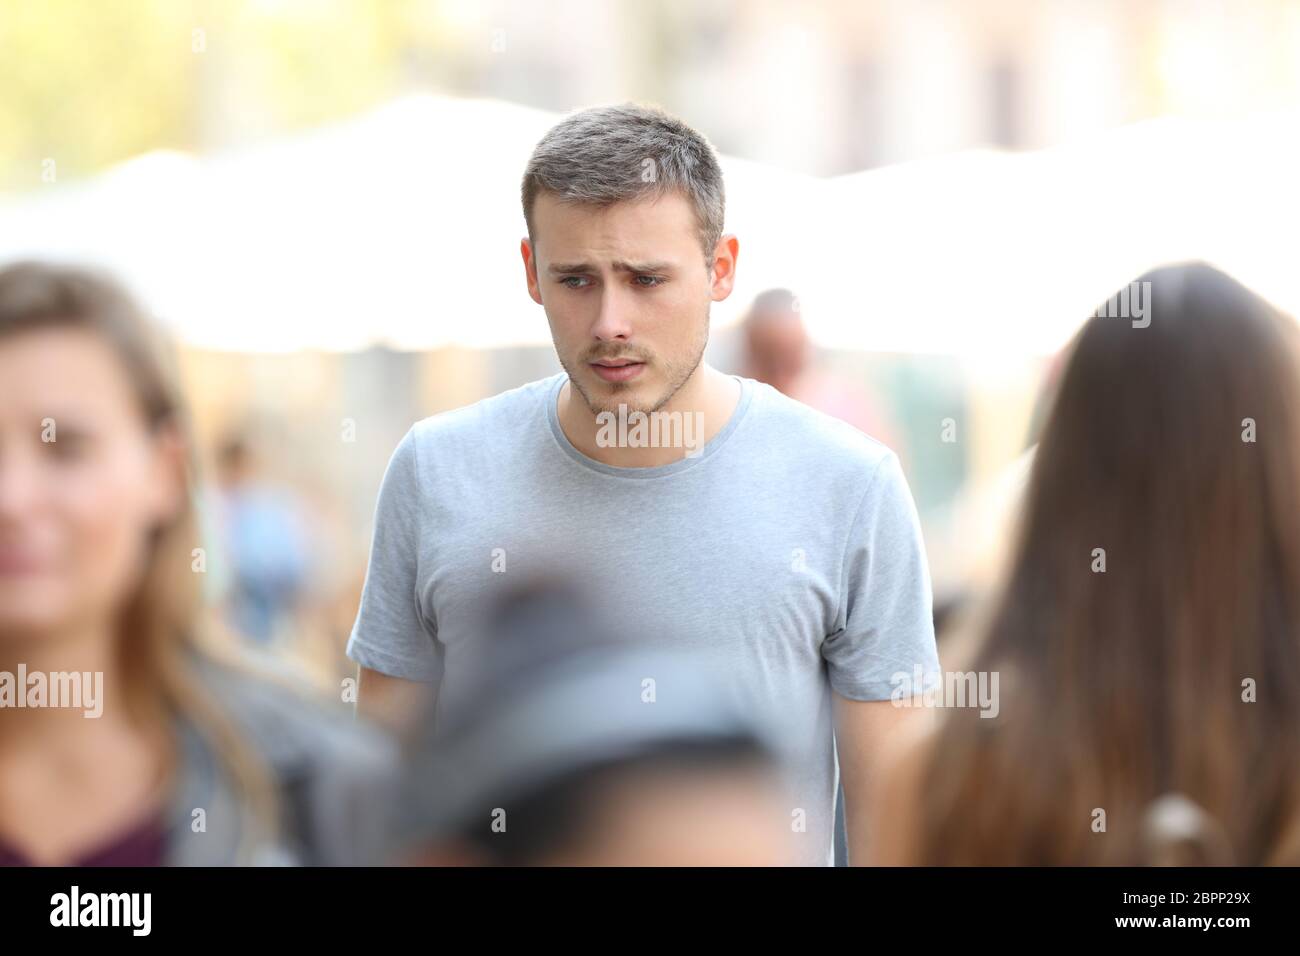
(832, 692, 934, 865)
(345, 427, 443, 728)
(355, 665, 431, 732)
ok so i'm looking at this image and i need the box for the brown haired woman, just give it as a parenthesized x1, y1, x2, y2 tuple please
(873, 262, 1300, 865)
(0, 261, 393, 866)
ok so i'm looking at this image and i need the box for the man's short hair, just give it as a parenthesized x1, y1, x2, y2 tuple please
(521, 102, 726, 260)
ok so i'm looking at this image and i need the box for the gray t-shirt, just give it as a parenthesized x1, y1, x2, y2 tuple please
(347, 371, 939, 865)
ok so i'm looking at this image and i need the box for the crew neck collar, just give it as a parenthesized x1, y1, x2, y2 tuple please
(545, 372, 754, 479)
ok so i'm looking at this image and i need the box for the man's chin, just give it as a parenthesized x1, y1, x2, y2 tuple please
(588, 394, 653, 417)
(574, 369, 650, 414)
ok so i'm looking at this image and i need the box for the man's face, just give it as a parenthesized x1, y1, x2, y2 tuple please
(523, 190, 722, 416)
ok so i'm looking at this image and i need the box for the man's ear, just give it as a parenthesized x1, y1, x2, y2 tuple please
(521, 237, 544, 306)
(709, 234, 740, 302)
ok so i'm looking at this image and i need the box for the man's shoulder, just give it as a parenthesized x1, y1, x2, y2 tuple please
(749, 377, 898, 475)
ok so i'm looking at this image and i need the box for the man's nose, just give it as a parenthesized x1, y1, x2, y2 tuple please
(590, 286, 635, 341)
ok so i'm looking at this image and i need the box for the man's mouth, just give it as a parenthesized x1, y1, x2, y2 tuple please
(589, 358, 646, 383)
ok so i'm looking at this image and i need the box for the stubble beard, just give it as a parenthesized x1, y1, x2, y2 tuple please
(562, 315, 710, 418)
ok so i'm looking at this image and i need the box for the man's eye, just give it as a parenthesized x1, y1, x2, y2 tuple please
(560, 276, 590, 289)
(634, 275, 665, 287)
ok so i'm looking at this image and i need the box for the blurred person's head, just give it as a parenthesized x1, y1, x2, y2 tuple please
(905, 262, 1300, 865)
(417, 735, 787, 867)
(391, 579, 794, 866)
(0, 261, 275, 844)
(742, 288, 810, 395)
(0, 264, 187, 644)
(519, 103, 738, 417)
(215, 434, 254, 488)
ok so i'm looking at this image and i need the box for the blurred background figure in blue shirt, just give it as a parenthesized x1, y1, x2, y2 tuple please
(213, 433, 314, 646)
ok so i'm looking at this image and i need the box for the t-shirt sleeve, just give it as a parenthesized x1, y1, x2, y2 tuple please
(345, 426, 444, 683)
(822, 451, 940, 701)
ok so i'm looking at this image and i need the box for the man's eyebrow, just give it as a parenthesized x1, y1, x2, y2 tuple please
(546, 260, 675, 275)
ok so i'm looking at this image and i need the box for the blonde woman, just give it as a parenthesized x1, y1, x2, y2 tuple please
(0, 261, 392, 866)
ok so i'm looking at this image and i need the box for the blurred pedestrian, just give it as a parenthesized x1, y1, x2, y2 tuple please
(388, 580, 796, 866)
(873, 263, 1300, 865)
(0, 261, 393, 866)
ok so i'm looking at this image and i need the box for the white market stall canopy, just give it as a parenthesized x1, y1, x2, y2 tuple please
(2, 94, 1297, 356)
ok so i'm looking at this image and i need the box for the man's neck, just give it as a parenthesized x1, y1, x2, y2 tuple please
(557, 363, 742, 468)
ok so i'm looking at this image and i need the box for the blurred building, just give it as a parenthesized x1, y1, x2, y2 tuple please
(393, 0, 1300, 174)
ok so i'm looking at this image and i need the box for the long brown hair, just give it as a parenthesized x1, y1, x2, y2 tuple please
(0, 260, 277, 858)
(913, 262, 1300, 864)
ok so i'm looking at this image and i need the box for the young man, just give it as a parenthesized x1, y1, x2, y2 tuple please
(348, 103, 940, 866)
